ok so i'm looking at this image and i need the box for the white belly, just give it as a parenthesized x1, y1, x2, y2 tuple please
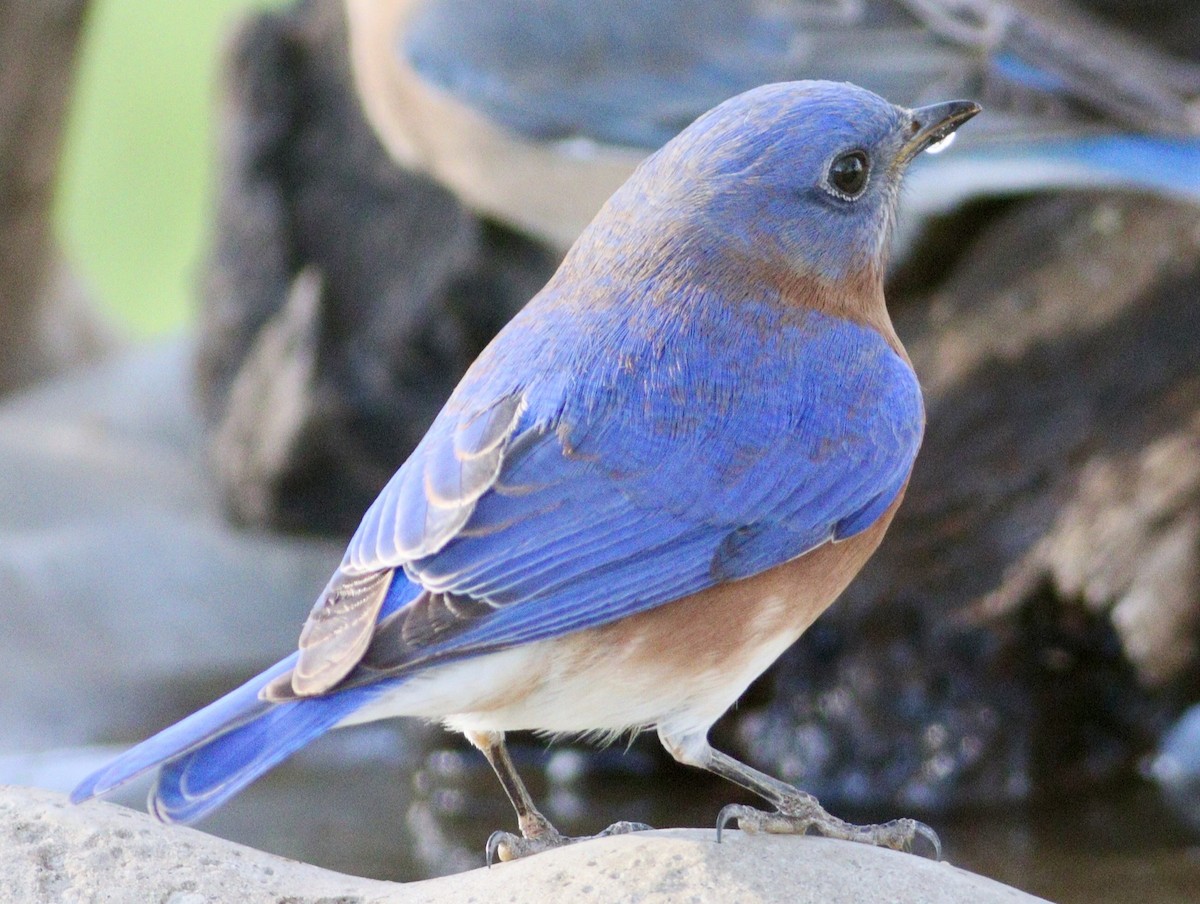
(336, 593, 805, 742)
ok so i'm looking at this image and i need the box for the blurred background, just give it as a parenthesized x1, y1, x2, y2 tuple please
(57, 0, 282, 336)
(3, 1, 1200, 901)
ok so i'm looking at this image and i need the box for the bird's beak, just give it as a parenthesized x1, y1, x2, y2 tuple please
(897, 100, 982, 164)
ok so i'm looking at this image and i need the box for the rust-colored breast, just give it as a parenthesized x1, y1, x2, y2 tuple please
(568, 488, 908, 695)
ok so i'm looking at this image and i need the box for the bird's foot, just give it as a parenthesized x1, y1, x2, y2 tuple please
(486, 815, 653, 864)
(716, 799, 941, 860)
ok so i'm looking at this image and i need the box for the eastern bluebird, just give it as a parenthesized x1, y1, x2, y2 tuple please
(72, 81, 979, 862)
(346, 0, 1200, 254)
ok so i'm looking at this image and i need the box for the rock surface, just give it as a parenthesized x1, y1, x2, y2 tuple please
(0, 785, 1046, 904)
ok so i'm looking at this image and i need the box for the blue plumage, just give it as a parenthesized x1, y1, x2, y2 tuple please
(70, 654, 298, 814)
(149, 684, 380, 823)
(74, 80, 974, 857)
(387, 306, 920, 658)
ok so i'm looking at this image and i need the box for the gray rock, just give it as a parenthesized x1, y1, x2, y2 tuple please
(0, 785, 1048, 904)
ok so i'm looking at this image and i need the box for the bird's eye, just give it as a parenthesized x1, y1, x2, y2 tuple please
(824, 150, 870, 201)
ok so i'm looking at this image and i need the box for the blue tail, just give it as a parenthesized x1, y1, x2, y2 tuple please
(70, 652, 383, 823)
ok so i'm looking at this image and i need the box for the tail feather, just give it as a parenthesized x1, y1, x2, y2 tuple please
(150, 681, 380, 823)
(70, 652, 383, 824)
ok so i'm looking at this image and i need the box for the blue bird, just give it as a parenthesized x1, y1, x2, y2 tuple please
(345, 0, 1200, 253)
(73, 80, 979, 862)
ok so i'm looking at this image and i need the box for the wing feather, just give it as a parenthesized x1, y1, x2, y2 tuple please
(290, 570, 393, 695)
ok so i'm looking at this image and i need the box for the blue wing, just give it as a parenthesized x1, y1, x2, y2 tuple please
(326, 291, 923, 681)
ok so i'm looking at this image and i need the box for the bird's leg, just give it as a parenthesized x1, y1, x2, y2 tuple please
(659, 728, 941, 860)
(471, 730, 561, 861)
(466, 730, 652, 864)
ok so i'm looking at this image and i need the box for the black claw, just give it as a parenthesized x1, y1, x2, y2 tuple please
(715, 803, 746, 844)
(485, 830, 509, 867)
(911, 821, 943, 861)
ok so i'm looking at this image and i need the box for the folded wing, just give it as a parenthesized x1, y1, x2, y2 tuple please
(282, 302, 923, 697)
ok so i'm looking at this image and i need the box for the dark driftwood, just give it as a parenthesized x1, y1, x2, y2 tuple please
(197, 0, 1199, 807)
(905, 194, 1200, 689)
(196, 0, 555, 532)
(0, 0, 113, 395)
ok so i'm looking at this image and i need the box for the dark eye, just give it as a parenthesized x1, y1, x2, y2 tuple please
(825, 150, 870, 200)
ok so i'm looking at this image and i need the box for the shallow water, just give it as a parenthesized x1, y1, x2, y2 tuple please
(28, 722, 1200, 903)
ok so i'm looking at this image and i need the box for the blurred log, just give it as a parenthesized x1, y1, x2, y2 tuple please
(0, 0, 115, 394)
(1083, 0, 1200, 63)
(196, 0, 555, 533)
(913, 196, 1200, 688)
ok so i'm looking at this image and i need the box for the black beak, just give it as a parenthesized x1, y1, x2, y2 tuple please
(898, 100, 982, 163)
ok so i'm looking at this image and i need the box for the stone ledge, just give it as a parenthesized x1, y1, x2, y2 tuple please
(1, 785, 1048, 903)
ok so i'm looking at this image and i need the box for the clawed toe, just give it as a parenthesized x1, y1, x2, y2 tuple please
(486, 821, 654, 865)
(486, 828, 560, 865)
(716, 803, 775, 842)
(715, 803, 941, 861)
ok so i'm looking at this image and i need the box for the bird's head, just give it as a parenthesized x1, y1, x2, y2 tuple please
(579, 80, 979, 299)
